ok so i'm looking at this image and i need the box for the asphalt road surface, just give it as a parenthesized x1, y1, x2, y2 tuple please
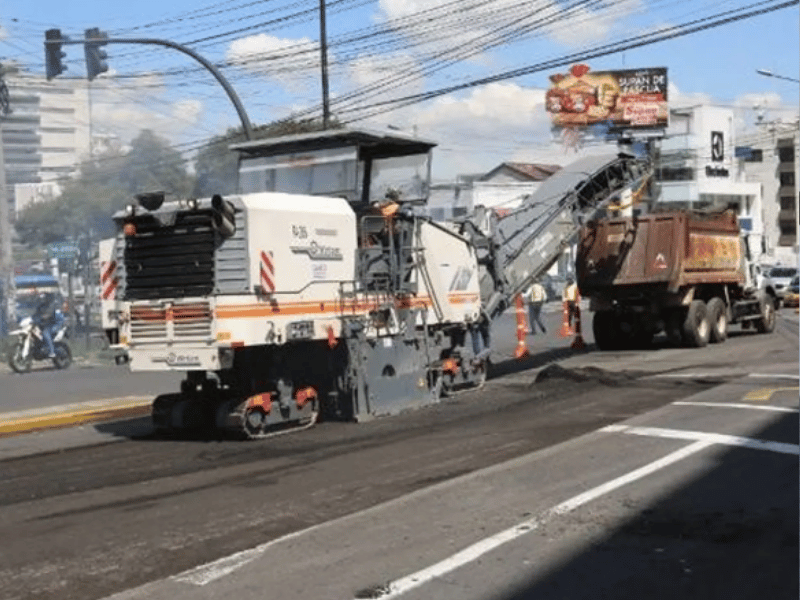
(0, 308, 796, 600)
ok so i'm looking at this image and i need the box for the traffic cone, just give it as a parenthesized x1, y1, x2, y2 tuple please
(514, 294, 530, 358)
(558, 300, 574, 337)
(570, 303, 585, 350)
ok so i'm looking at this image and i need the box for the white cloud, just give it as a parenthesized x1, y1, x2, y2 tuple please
(348, 53, 418, 88)
(545, 0, 644, 47)
(377, 0, 645, 57)
(365, 82, 569, 178)
(89, 76, 205, 144)
(226, 33, 320, 92)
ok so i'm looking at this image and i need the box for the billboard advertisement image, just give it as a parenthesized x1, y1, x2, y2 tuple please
(546, 65, 668, 130)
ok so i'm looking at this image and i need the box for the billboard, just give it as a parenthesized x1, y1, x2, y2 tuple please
(546, 65, 668, 131)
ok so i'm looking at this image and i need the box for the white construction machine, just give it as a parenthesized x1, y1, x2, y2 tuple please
(110, 129, 651, 438)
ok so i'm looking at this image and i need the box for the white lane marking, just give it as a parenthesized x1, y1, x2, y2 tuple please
(173, 526, 321, 586)
(602, 425, 799, 456)
(748, 373, 800, 380)
(651, 372, 744, 379)
(360, 440, 712, 600)
(672, 401, 798, 413)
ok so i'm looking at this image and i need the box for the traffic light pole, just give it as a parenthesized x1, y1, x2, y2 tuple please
(46, 35, 254, 140)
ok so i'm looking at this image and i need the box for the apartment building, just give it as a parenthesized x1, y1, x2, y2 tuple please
(738, 121, 799, 264)
(1, 72, 91, 216)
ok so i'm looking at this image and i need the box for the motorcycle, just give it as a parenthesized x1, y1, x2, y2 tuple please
(7, 317, 72, 373)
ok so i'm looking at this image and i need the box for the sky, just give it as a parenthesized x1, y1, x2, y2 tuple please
(1, 0, 798, 180)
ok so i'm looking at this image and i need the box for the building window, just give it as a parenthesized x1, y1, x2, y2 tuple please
(780, 196, 796, 210)
(779, 172, 795, 187)
(657, 166, 694, 181)
(778, 147, 795, 163)
(779, 222, 796, 236)
(745, 148, 763, 162)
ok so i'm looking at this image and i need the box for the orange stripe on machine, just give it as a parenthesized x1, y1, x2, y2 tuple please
(101, 261, 118, 300)
(215, 293, 478, 318)
(260, 250, 275, 293)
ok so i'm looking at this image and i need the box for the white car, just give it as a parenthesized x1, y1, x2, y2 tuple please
(768, 266, 799, 301)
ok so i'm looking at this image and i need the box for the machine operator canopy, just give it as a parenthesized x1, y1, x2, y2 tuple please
(232, 128, 437, 206)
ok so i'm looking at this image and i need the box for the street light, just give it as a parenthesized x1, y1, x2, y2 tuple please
(756, 69, 800, 84)
(755, 69, 800, 261)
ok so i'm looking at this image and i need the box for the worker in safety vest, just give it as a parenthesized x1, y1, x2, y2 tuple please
(563, 277, 579, 328)
(527, 280, 547, 334)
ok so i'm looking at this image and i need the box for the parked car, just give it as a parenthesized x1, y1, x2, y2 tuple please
(783, 275, 799, 308)
(768, 266, 799, 302)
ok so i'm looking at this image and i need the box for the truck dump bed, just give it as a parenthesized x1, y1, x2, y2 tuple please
(576, 210, 745, 294)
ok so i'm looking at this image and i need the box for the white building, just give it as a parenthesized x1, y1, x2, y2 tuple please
(655, 105, 765, 259)
(2, 72, 92, 216)
(738, 120, 799, 265)
(426, 162, 561, 221)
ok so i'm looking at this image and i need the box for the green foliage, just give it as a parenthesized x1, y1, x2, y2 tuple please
(15, 129, 192, 247)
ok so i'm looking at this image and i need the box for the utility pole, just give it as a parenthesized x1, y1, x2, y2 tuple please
(319, 0, 331, 128)
(319, 0, 331, 129)
(0, 64, 13, 333)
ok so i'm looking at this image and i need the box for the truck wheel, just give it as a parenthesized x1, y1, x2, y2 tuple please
(707, 297, 728, 343)
(682, 300, 709, 348)
(755, 296, 776, 334)
(592, 311, 617, 350)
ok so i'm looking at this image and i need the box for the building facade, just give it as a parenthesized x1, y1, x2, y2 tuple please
(655, 105, 765, 260)
(738, 121, 799, 264)
(2, 72, 91, 216)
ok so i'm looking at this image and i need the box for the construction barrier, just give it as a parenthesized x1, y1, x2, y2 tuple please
(558, 300, 574, 338)
(514, 294, 530, 358)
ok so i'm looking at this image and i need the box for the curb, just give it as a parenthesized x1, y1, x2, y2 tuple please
(0, 396, 153, 438)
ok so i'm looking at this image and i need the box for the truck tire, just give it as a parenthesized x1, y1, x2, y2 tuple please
(682, 300, 710, 348)
(592, 311, 617, 350)
(755, 296, 776, 334)
(707, 297, 728, 343)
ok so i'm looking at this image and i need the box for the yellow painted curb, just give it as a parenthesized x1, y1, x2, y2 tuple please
(0, 396, 153, 437)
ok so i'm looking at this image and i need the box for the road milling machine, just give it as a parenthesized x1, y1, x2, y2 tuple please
(111, 129, 651, 438)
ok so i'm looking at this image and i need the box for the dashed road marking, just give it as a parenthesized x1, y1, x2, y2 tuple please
(672, 400, 798, 413)
(602, 424, 799, 455)
(742, 387, 799, 403)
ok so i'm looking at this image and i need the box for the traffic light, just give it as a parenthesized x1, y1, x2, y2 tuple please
(44, 29, 68, 80)
(84, 28, 109, 81)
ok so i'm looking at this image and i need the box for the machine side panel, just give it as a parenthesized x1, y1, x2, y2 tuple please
(416, 221, 481, 324)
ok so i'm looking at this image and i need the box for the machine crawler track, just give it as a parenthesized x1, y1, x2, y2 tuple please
(152, 393, 319, 440)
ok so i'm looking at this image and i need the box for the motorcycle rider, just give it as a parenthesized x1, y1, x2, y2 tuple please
(32, 292, 63, 358)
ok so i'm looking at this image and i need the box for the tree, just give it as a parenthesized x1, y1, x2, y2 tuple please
(193, 117, 341, 197)
(15, 130, 193, 247)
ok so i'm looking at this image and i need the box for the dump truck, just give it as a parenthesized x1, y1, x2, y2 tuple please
(111, 128, 651, 438)
(576, 209, 778, 350)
